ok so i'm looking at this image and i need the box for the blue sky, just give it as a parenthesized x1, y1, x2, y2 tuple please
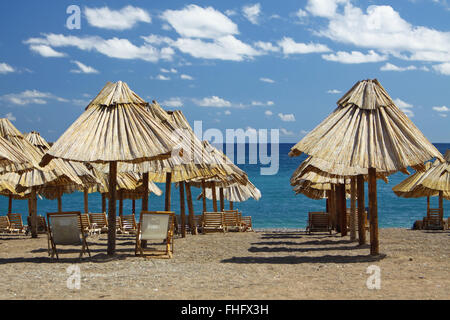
(0, 0, 449, 143)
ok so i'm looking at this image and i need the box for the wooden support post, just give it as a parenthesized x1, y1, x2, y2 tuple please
(165, 172, 172, 211)
(185, 183, 196, 235)
(201, 180, 207, 213)
(219, 187, 225, 212)
(335, 185, 341, 233)
(427, 196, 430, 216)
(350, 177, 357, 241)
(57, 195, 62, 212)
(107, 161, 117, 256)
(84, 188, 89, 213)
(142, 172, 149, 211)
(229, 201, 234, 210)
(132, 199, 136, 214)
(326, 191, 330, 213)
(119, 191, 123, 216)
(31, 188, 37, 238)
(8, 195, 12, 214)
(329, 185, 335, 230)
(357, 175, 366, 245)
(102, 193, 106, 213)
(211, 181, 218, 212)
(368, 168, 379, 256)
(28, 198, 32, 216)
(439, 191, 444, 220)
(179, 181, 186, 238)
(339, 184, 347, 237)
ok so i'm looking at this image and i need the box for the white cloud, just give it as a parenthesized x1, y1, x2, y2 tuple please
(306, 0, 348, 18)
(160, 67, 177, 73)
(193, 96, 232, 107)
(142, 34, 174, 46)
(25, 34, 174, 62)
(225, 9, 237, 16)
(173, 36, 261, 61)
(327, 89, 341, 94)
(224, 110, 231, 115)
(380, 63, 417, 72)
(242, 3, 261, 25)
(433, 62, 450, 75)
(180, 74, 194, 80)
(70, 60, 99, 74)
(260, 77, 275, 83)
(85, 5, 151, 30)
(162, 97, 183, 108)
(161, 5, 238, 39)
(300, 130, 310, 135)
(278, 37, 330, 55)
(280, 128, 294, 136)
(322, 50, 387, 64)
(278, 113, 296, 122)
(0, 90, 67, 106)
(254, 41, 280, 52)
(155, 74, 171, 81)
(432, 106, 449, 112)
(394, 98, 415, 117)
(29, 44, 66, 58)
(295, 9, 308, 19)
(251, 101, 274, 106)
(5, 113, 16, 122)
(265, 110, 273, 116)
(0, 63, 15, 74)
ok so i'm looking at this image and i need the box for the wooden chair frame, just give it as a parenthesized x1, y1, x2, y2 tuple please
(7, 213, 26, 234)
(47, 211, 91, 260)
(135, 211, 175, 259)
(202, 212, 226, 234)
(119, 214, 138, 235)
(306, 212, 332, 235)
(88, 212, 108, 233)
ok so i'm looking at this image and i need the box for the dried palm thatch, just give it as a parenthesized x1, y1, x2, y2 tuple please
(198, 181, 261, 203)
(0, 135, 34, 174)
(393, 150, 450, 200)
(38, 81, 179, 255)
(40, 82, 178, 166)
(24, 131, 50, 153)
(289, 79, 443, 176)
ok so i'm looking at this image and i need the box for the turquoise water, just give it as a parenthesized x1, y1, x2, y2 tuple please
(1, 143, 448, 229)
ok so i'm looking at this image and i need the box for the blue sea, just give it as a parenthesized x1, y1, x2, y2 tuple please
(1, 143, 448, 229)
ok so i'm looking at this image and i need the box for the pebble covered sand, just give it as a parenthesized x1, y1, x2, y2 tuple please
(0, 228, 448, 300)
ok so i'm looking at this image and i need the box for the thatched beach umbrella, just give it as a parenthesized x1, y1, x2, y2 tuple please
(393, 150, 449, 222)
(289, 79, 443, 255)
(40, 81, 178, 255)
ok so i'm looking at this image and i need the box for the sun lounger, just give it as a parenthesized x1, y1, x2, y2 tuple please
(79, 213, 101, 236)
(240, 215, 253, 232)
(423, 208, 444, 230)
(135, 211, 175, 259)
(119, 214, 137, 235)
(7, 213, 26, 234)
(0, 216, 12, 233)
(26, 216, 47, 235)
(202, 212, 226, 233)
(88, 212, 108, 233)
(223, 210, 241, 231)
(47, 211, 91, 260)
(306, 212, 332, 234)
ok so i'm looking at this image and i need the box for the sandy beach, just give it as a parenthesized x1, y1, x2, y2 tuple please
(0, 228, 448, 300)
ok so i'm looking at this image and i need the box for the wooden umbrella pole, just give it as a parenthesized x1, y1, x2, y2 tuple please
(339, 183, 347, 237)
(326, 191, 330, 213)
(28, 198, 32, 216)
(57, 195, 62, 212)
(185, 183, 196, 235)
(84, 188, 89, 213)
(219, 187, 224, 212)
(357, 174, 366, 245)
(329, 185, 335, 229)
(426, 196, 430, 216)
(8, 195, 12, 214)
(350, 177, 357, 241)
(107, 161, 117, 256)
(142, 172, 149, 211)
(179, 181, 186, 238)
(31, 187, 37, 238)
(132, 199, 136, 214)
(229, 201, 234, 210)
(439, 191, 444, 220)
(102, 193, 106, 213)
(368, 168, 379, 256)
(335, 184, 341, 233)
(211, 181, 218, 212)
(165, 172, 172, 211)
(119, 190, 123, 216)
(201, 179, 207, 213)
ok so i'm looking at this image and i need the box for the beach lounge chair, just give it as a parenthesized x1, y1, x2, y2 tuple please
(47, 211, 91, 260)
(202, 212, 226, 233)
(223, 210, 241, 231)
(423, 208, 444, 230)
(7, 213, 26, 233)
(78, 213, 101, 236)
(88, 213, 108, 233)
(306, 212, 332, 235)
(240, 215, 253, 232)
(119, 214, 137, 235)
(26, 216, 48, 235)
(0, 216, 11, 233)
(135, 211, 175, 259)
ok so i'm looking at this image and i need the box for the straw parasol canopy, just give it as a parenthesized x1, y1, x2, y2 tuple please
(39, 81, 179, 255)
(198, 181, 261, 203)
(288, 79, 443, 255)
(24, 131, 50, 153)
(393, 150, 450, 200)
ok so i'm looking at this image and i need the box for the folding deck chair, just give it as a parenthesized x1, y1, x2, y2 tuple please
(223, 210, 242, 232)
(88, 213, 108, 233)
(7, 213, 26, 233)
(306, 212, 332, 234)
(202, 212, 226, 233)
(119, 214, 137, 235)
(135, 211, 175, 259)
(47, 211, 91, 260)
(0, 216, 12, 233)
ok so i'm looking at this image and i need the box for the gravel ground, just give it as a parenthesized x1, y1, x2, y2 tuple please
(0, 228, 448, 300)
